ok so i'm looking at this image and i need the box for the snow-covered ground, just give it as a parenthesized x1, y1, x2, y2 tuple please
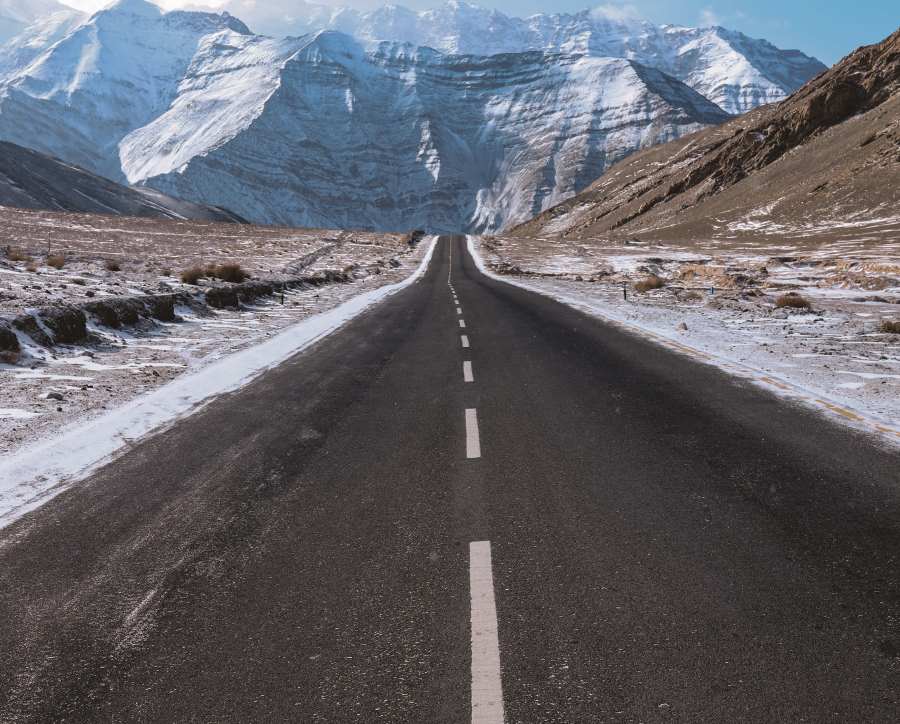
(0, 236, 436, 528)
(1, 208, 426, 456)
(471, 235, 900, 446)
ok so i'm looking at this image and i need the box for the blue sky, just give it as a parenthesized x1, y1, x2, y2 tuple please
(70, 1, 899, 65)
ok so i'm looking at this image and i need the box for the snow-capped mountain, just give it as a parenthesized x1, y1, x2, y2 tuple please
(0, 0, 731, 232)
(122, 32, 729, 231)
(0, 5, 85, 80)
(0, 0, 73, 44)
(0, 0, 250, 180)
(219, 0, 827, 114)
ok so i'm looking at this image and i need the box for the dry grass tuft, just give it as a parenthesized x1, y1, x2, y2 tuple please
(25, 262, 38, 273)
(880, 320, 900, 334)
(105, 259, 122, 272)
(181, 266, 205, 285)
(634, 275, 666, 293)
(46, 254, 66, 269)
(210, 262, 248, 283)
(7, 247, 31, 262)
(775, 292, 811, 309)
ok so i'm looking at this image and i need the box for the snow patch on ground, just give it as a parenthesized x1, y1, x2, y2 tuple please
(0, 237, 437, 530)
(469, 235, 900, 446)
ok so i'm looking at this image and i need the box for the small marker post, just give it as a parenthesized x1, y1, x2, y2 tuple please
(623, 282, 627, 301)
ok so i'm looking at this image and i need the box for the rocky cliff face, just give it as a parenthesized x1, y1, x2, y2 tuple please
(221, 0, 827, 114)
(0, 0, 730, 232)
(511, 28, 900, 244)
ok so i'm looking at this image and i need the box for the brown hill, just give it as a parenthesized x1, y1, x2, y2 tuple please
(511, 27, 900, 246)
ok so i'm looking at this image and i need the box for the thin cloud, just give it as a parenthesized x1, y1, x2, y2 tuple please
(590, 3, 643, 23)
(699, 7, 721, 27)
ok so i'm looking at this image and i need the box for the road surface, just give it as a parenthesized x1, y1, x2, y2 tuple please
(1, 235, 899, 722)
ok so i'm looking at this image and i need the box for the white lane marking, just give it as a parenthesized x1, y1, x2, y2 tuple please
(457, 307, 463, 314)
(461, 335, 470, 348)
(459, 319, 467, 328)
(465, 408, 481, 459)
(470, 541, 505, 724)
(464, 361, 474, 383)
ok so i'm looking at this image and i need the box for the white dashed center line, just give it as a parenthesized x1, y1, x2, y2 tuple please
(465, 408, 481, 459)
(459, 319, 466, 329)
(463, 361, 474, 382)
(457, 307, 463, 314)
(461, 335, 470, 348)
(470, 541, 504, 724)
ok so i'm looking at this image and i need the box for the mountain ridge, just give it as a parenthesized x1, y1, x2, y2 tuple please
(218, 0, 827, 114)
(510, 27, 900, 244)
(0, 139, 244, 222)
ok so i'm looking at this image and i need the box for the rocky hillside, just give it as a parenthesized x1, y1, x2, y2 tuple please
(0, 141, 243, 222)
(0, 0, 730, 233)
(512, 28, 900, 245)
(221, 0, 826, 114)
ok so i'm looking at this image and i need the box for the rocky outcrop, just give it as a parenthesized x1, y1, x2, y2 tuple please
(3, 269, 359, 350)
(0, 319, 19, 355)
(42, 305, 87, 343)
(82, 294, 182, 328)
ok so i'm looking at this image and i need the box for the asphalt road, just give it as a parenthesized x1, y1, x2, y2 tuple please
(1, 235, 898, 722)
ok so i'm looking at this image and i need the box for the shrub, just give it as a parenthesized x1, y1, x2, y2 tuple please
(105, 259, 122, 272)
(7, 247, 30, 262)
(211, 263, 248, 283)
(46, 254, 66, 269)
(775, 292, 811, 309)
(181, 266, 205, 285)
(880, 320, 900, 334)
(161, 268, 173, 277)
(634, 275, 666, 293)
(25, 262, 38, 273)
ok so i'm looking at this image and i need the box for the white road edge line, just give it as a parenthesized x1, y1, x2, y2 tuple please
(465, 408, 481, 459)
(461, 335, 470, 348)
(459, 319, 467, 328)
(464, 361, 474, 383)
(470, 540, 505, 724)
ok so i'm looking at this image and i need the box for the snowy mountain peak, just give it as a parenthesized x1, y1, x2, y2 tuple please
(93, 0, 161, 20)
(215, 0, 825, 114)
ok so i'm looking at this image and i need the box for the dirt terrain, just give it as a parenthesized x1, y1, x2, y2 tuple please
(0, 205, 425, 455)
